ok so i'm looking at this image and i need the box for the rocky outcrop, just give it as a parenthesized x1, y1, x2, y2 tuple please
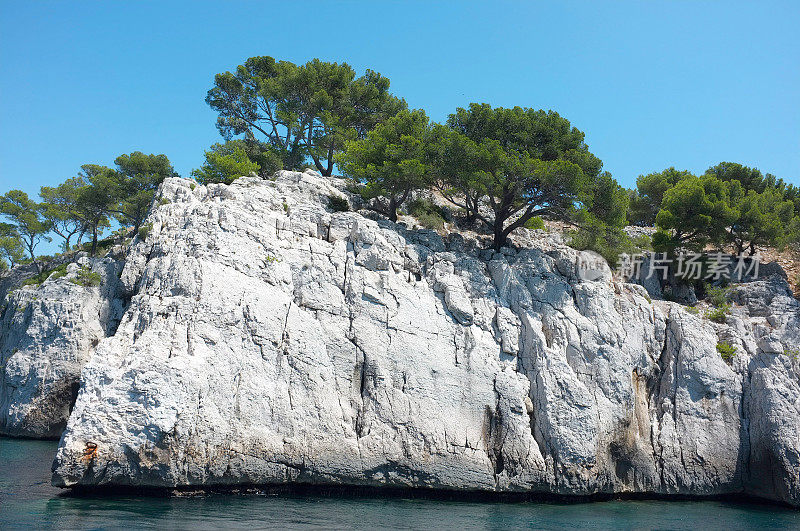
(0, 257, 125, 438)
(49, 172, 799, 507)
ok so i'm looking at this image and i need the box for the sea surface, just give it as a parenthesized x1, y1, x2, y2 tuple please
(2, 437, 799, 530)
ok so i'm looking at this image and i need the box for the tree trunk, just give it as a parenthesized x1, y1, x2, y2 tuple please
(388, 197, 398, 223)
(322, 143, 335, 176)
(25, 242, 41, 274)
(312, 155, 325, 175)
(492, 221, 506, 251)
(90, 226, 99, 257)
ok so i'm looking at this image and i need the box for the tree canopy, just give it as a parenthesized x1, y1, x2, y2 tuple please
(0, 190, 52, 270)
(629, 167, 693, 226)
(73, 164, 122, 255)
(40, 176, 86, 251)
(652, 174, 735, 252)
(206, 56, 406, 176)
(114, 152, 179, 231)
(2, 56, 800, 273)
(430, 103, 601, 249)
(0, 223, 25, 269)
(724, 184, 795, 255)
(337, 109, 432, 222)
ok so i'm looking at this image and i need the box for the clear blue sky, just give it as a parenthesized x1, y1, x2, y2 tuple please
(1, 0, 799, 200)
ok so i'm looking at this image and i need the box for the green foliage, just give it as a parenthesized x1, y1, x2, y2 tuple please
(22, 274, 46, 287)
(22, 263, 69, 287)
(138, 223, 153, 241)
(588, 172, 629, 227)
(631, 233, 653, 251)
(0, 222, 25, 269)
(568, 216, 642, 266)
(206, 56, 405, 175)
(724, 185, 794, 255)
(327, 195, 350, 213)
(629, 161, 800, 256)
(431, 103, 602, 249)
(629, 168, 693, 226)
(48, 263, 68, 280)
(425, 124, 489, 223)
(407, 198, 446, 230)
(338, 109, 432, 222)
(524, 216, 545, 230)
(686, 305, 700, 315)
(0, 190, 52, 269)
(782, 348, 799, 360)
(706, 304, 730, 323)
(73, 164, 118, 256)
(40, 176, 85, 252)
(159, 198, 170, 206)
(705, 162, 770, 194)
(70, 266, 102, 287)
(716, 341, 737, 362)
(653, 174, 735, 252)
(790, 218, 800, 246)
(568, 171, 634, 264)
(243, 141, 283, 178)
(191, 140, 268, 184)
(114, 152, 179, 231)
(707, 285, 731, 308)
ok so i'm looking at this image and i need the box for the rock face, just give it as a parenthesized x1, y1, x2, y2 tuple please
(50, 172, 800, 507)
(0, 257, 125, 438)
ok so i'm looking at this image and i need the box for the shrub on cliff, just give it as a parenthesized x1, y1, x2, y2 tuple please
(70, 266, 102, 287)
(328, 195, 350, 213)
(706, 304, 730, 323)
(192, 140, 266, 184)
(716, 341, 736, 362)
(407, 198, 446, 230)
(524, 216, 545, 230)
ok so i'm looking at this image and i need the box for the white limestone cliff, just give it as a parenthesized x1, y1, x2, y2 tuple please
(17, 171, 798, 506)
(0, 257, 124, 438)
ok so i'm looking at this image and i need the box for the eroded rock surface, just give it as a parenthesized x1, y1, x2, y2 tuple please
(50, 172, 800, 506)
(0, 257, 125, 438)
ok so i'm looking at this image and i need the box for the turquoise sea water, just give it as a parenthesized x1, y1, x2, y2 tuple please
(2, 437, 799, 530)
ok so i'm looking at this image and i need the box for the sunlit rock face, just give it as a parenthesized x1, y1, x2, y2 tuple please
(0, 257, 124, 438)
(46, 171, 798, 507)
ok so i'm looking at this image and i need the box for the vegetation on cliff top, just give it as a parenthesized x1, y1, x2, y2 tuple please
(1, 55, 799, 271)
